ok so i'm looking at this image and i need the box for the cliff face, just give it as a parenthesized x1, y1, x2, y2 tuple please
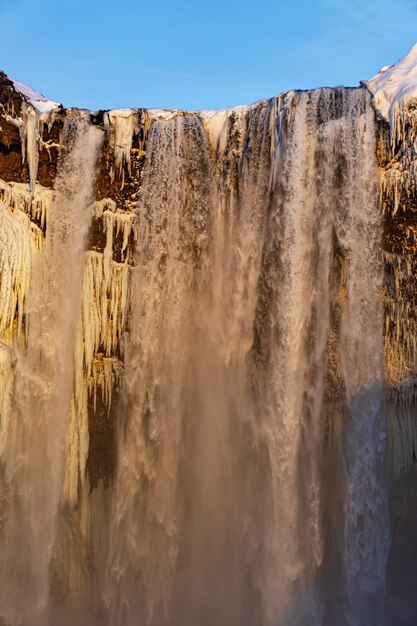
(0, 63, 415, 625)
(0, 71, 144, 492)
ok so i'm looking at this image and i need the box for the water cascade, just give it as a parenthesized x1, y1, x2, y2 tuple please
(0, 70, 405, 625)
(0, 114, 103, 625)
(105, 88, 387, 626)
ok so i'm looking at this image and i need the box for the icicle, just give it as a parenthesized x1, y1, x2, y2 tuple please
(63, 247, 130, 506)
(94, 198, 116, 220)
(0, 177, 47, 464)
(9, 181, 53, 230)
(88, 354, 124, 413)
(21, 103, 40, 193)
(81, 248, 130, 367)
(105, 110, 136, 185)
(102, 207, 135, 262)
(79, 207, 134, 440)
(0, 199, 36, 344)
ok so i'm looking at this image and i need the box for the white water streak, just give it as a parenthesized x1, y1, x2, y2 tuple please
(0, 116, 103, 626)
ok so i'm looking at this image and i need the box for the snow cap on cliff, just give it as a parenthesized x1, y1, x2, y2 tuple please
(365, 43, 417, 125)
(12, 80, 61, 114)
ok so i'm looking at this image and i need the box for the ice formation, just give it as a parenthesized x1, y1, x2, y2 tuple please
(9, 181, 53, 231)
(366, 43, 417, 144)
(105, 110, 137, 185)
(64, 199, 133, 505)
(0, 174, 52, 464)
(0, 178, 45, 345)
(367, 46, 417, 486)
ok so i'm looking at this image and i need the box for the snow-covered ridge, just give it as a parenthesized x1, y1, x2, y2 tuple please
(365, 43, 417, 127)
(12, 80, 61, 114)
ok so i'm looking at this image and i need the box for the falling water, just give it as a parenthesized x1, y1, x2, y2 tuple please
(0, 87, 389, 626)
(106, 88, 388, 626)
(0, 115, 103, 626)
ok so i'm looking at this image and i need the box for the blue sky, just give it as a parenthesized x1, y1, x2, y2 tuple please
(0, 0, 417, 111)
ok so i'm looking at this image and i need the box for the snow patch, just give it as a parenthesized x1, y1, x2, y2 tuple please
(12, 80, 61, 114)
(146, 108, 181, 121)
(366, 43, 417, 141)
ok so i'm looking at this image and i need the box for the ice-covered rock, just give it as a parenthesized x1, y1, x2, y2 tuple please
(12, 80, 61, 114)
(366, 43, 417, 142)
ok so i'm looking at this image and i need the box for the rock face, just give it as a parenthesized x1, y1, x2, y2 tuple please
(0, 60, 415, 625)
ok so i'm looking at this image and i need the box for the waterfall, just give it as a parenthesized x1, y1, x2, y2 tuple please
(0, 115, 103, 626)
(0, 86, 390, 626)
(338, 98, 389, 626)
(105, 88, 388, 626)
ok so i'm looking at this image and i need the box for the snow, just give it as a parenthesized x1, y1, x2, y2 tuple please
(146, 108, 181, 121)
(11, 80, 60, 192)
(106, 108, 134, 118)
(365, 43, 417, 135)
(12, 80, 61, 114)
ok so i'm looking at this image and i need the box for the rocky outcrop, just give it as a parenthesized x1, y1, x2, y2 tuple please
(373, 78, 417, 626)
